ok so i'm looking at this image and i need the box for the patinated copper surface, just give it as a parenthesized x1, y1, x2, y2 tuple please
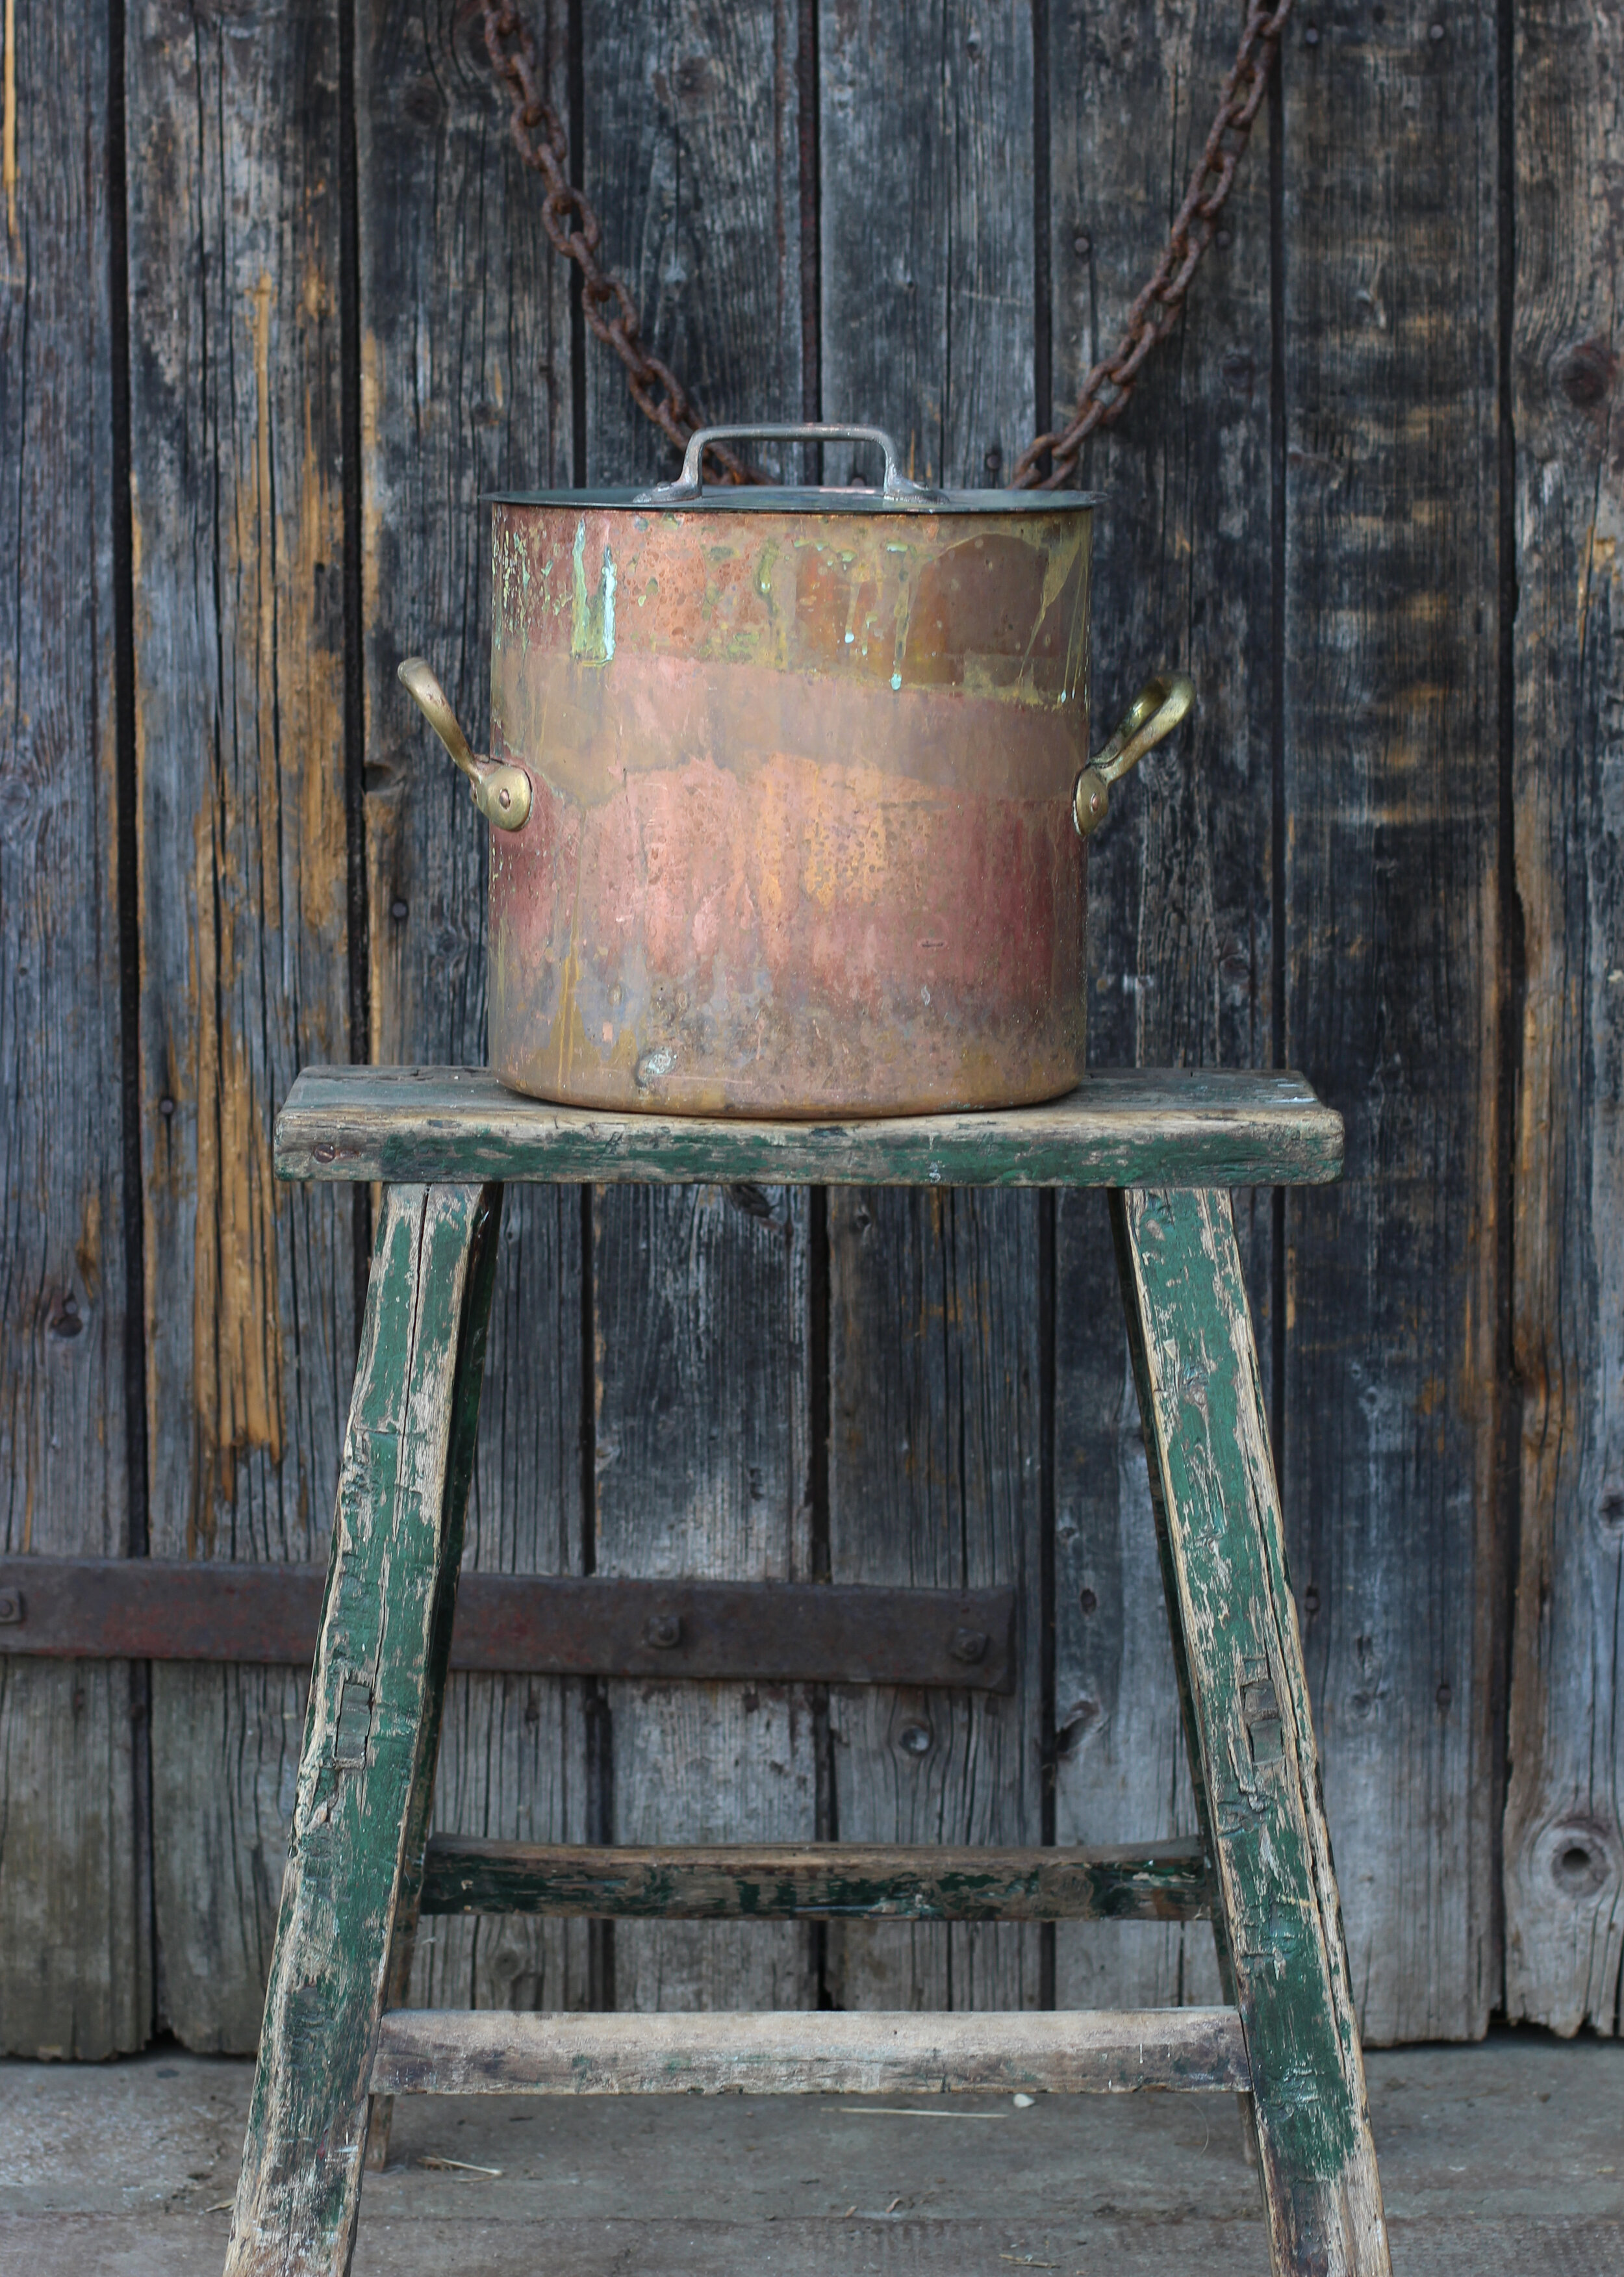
(483, 498, 1094, 1116)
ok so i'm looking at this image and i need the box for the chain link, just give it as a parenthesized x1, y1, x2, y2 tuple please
(474, 0, 1288, 493)
(1009, 0, 1291, 488)
(477, 1, 762, 484)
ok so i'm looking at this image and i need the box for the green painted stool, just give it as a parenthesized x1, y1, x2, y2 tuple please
(225, 1065, 1389, 2277)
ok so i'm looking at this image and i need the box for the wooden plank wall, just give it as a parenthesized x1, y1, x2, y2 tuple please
(0, 0, 142, 2059)
(2, 0, 1621, 2055)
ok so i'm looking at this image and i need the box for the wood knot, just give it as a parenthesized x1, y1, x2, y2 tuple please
(1551, 337, 1616, 411)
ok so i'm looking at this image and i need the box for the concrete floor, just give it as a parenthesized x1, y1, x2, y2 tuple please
(0, 2032, 1619, 2274)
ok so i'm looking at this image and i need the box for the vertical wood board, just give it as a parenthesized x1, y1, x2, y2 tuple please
(584, 0, 814, 2015)
(1282, 3, 1502, 2042)
(592, 1184, 815, 2011)
(125, 0, 356, 2049)
(1045, 0, 1275, 2015)
(0, 0, 138, 2059)
(358, 0, 571, 1071)
(357, 0, 589, 2026)
(1501, 0, 1624, 2037)
(820, 0, 1045, 2017)
(359, 0, 583, 2022)
(410, 1187, 591, 2015)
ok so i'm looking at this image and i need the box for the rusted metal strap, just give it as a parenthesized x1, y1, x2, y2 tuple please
(420, 1836, 1213, 1922)
(0, 1559, 1015, 1691)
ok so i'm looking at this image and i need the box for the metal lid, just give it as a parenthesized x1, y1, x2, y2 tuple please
(485, 422, 1102, 515)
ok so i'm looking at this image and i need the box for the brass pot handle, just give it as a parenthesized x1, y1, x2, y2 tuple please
(1072, 672, 1196, 839)
(398, 657, 531, 832)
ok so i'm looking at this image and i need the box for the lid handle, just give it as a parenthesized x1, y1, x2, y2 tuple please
(635, 424, 946, 507)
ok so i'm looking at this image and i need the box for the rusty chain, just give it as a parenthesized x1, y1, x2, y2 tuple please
(477, 1, 762, 483)
(1011, 0, 1292, 487)
(474, 0, 1289, 491)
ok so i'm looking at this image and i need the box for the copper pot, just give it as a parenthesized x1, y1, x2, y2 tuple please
(400, 422, 1191, 1118)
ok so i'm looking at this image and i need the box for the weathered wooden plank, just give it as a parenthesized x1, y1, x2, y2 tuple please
(1046, 0, 1276, 2018)
(0, 0, 140, 2059)
(583, 0, 805, 492)
(124, 0, 356, 2051)
(581, 0, 812, 2021)
(357, 0, 570, 1069)
(366, 1178, 507, 2170)
(819, 0, 1042, 2014)
(1282, 0, 1502, 2044)
(420, 1837, 1212, 1921)
(1052, 1193, 1224, 2011)
(356, 0, 588, 2027)
(371, 2004, 1250, 2096)
(824, 1186, 1045, 2012)
(225, 1183, 498, 2277)
(592, 1182, 817, 2015)
(1501, 0, 1624, 2036)
(276, 1065, 1344, 1187)
(1117, 1186, 1388, 2277)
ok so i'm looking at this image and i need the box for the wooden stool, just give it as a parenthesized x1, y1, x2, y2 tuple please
(225, 1065, 1389, 2277)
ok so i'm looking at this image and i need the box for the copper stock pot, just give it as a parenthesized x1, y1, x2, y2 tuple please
(400, 422, 1192, 1118)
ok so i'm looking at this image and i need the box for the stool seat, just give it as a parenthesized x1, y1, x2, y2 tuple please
(224, 1067, 1389, 2277)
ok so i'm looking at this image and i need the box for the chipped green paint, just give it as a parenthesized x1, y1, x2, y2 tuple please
(418, 1838, 1213, 1924)
(275, 1066, 1346, 1193)
(226, 1182, 500, 2277)
(1115, 1185, 1390, 2276)
(570, 519, 616, 663)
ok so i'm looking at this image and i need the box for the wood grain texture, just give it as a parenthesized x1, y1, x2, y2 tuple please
(1052, 1192, 1224, 2010)
(371, 2003, 1250, 2096)
(592, 1182, 817, 2013)
(404, 1186, 590, 2018)
(1501, 0, 1624, 2035)
(582, 0, 812, 2018)
(583, 0, 804, 490)
(0, 0, 141, 2058)
(1282, 1, 1503, 2045)
(356, 0, 589, 2027)
(419, 1836, 1212, 1920)
(226, 1182, 497, 2277)
(123, 0, 356, 2051)
(1117, 1186, 1388, 2277)
(357, 0, 570, 1071)
(819, 0, 1043, 2016)
(825, 1188, 1045, 2012)
(1046, 0, 1276, 2020)
(275, 1065, 1345, 1186)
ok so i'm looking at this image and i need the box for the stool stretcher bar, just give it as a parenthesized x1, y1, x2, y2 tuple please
(420, 1836, 1213, 1922)
(370, 2007, 1252, 2098)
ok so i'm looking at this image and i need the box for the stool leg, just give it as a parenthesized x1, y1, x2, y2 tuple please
(225, 1181, 501, 2277)
(1111, 1186, 1389, 2277)
(365, 1177, 504, 2173)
